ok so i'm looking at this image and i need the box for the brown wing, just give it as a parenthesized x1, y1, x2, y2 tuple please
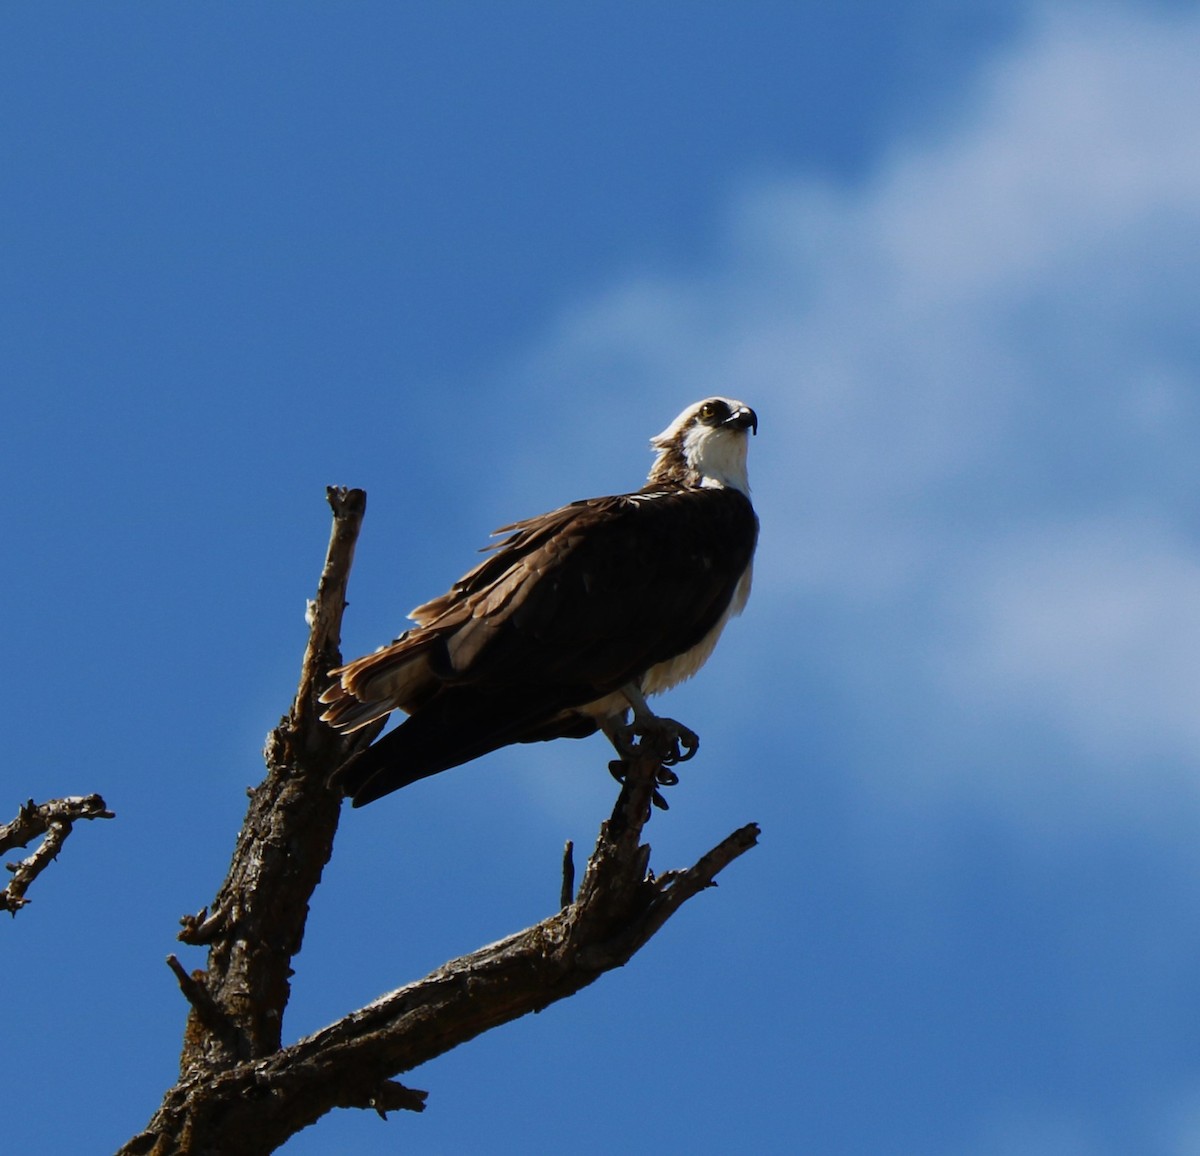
(320, 484, 757, 729)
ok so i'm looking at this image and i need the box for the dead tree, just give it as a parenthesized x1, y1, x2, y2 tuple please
(120, 486, 759, 1156)
(1, 794, 114, 915)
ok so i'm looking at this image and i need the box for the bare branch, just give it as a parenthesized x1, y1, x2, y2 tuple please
(122, 746, 757, 1155)
(165, 955, 238, 1047)
(173, 487, 378, 1074)
(560, 838, 575, 908)
(1, 794, 114, 916)
(291, 486, 370, 733)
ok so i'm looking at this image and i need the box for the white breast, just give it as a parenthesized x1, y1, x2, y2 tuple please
(684, 424, 751, 495)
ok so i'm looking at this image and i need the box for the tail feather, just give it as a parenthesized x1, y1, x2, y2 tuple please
(335, 690, 577, 807)
(337, 711, 505, 806)
(319, 692, 396, 733)
(322, 634, 438, 712)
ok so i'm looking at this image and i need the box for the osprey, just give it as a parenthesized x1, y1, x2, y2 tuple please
(321, 397, 759, 807)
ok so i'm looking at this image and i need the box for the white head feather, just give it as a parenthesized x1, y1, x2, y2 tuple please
(648, 397, 757, 495)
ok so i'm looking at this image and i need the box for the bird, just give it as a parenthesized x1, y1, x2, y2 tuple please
(320, 396, 759, 807)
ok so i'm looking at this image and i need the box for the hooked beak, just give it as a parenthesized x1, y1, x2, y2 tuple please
(723, 405, 758, 436)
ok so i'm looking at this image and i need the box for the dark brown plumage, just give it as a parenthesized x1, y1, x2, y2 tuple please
(321, 397, 758, 806)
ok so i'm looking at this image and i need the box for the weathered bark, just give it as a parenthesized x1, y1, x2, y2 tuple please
(120, 486, 760, 1156)
(1, 794, 114, 915)
(172, 487, 379, 1072)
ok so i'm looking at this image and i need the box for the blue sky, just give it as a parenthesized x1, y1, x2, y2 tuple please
(5, 2, 1200, 1152)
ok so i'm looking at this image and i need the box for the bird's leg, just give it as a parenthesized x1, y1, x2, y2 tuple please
(601, 684, 699, 809)
(618, 683, 700, 765)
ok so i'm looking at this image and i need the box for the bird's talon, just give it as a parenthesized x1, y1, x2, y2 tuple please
(605, 716, 695, 801)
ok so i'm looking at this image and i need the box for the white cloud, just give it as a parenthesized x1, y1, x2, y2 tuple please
(941, 517, 1200, 763)
(495, 3, 1200, 829)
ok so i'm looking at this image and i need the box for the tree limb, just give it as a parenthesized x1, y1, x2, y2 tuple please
(122, 746, 757, 1155)
(173, 486, 379, 1073)
(560, 838, 575, 908)
(121, 487, 760, 1155)
(1, 794, 114, 916)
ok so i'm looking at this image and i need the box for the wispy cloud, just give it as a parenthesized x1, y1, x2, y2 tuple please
(497, 3, 1200, 830)
(942, 516, 1200, 760)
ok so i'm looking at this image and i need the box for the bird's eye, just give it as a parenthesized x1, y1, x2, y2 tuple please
(698, 400, 721, 422)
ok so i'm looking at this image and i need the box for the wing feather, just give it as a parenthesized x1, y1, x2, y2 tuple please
(322, 485, 758, 731)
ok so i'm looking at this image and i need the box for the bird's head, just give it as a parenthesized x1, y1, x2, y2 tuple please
(647, 397, 758, 494)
